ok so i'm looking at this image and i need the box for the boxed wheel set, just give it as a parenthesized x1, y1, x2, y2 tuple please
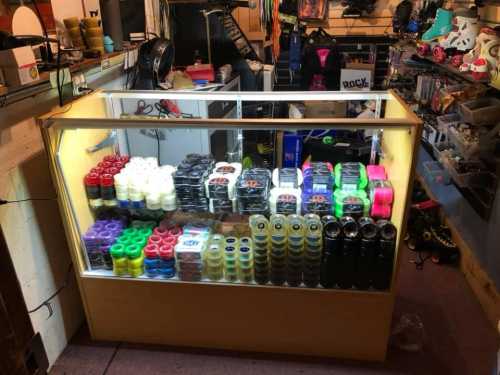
(83, 154, 394, 219)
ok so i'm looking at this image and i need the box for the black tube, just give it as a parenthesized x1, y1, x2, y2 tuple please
(377, 220, 397, 240)
(320, 216, 342, 288)
(340, 216, 359, 238)
(355, 238, 377, 290)
(372, 238, 395, 290)
(359, 217, 378, 240)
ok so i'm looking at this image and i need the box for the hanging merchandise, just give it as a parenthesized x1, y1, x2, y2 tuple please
(461, 28, 499, 72)
(341, 0, 376, 18)
(439, 8, 479, 52)
(272, 0, 282, 60)
(301, 28, 341, 91)
(289, 29, 302, 74)
(418, 0, 444, 36)
(479, 38, 500, 79)
(298, 0, 328, 21)
(421, 8, 453, 42)
(392, 0, 413, 34)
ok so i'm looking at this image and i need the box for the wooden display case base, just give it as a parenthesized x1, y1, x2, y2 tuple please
(81, 275, 393, 361)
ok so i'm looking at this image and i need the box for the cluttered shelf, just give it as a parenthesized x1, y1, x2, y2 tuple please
(421, 56, 491, 85)
(388, 40, 500, 220)
(0, 48, 136, 107)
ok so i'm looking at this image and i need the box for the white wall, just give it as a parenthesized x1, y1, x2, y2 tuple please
(50, 0, 84, 24)
(82, 0, 101, 17)
(0, 62, 125, 368)
(0, 145, 84, 366)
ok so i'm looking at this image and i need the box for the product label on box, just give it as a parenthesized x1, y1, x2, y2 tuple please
(18, 64, 39, 85)
(340, 196, 364, 216)
(215, 166, 236, 174)
(276, 194, 297, 214)
(208, 177, 230, 198)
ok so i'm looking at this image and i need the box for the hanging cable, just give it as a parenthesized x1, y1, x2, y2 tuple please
(56, 37, 64, 107)
(0, 197, 57, 205)
(27, 263, 73, 319)
(29, 0, 53, 62)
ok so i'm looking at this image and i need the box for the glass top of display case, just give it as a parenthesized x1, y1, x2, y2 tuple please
(40, 90, 421, 128)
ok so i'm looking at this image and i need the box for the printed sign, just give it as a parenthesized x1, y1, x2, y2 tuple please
(340, 69, 371, 91)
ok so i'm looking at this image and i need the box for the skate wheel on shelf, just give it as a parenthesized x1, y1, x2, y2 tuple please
(432, 46, 447, 63)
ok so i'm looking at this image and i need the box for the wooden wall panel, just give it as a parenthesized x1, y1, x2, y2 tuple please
(233, 7, 265, 41)
(235, 0, 500, 39)
(323, 0, 397, 36)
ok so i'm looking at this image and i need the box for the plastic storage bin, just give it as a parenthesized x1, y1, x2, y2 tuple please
(440, 158, 484, 188)
(422, 161, 450, 185)
(459, 97, 500, 126)
(432, 141, 455, 161)
(447, 126, 479, 160)
(436, 113, 461, 132)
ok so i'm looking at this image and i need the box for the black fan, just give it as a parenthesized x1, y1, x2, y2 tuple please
(132, 38, 174, 90)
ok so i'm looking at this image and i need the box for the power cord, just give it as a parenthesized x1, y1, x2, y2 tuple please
(0, 197, 57, 205)
(154, 129, 161, 164)
(28, 263, 73, 319)
(46, 103, 73, 122)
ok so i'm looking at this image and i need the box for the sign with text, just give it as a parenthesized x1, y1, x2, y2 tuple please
(340, 69, 371, 91)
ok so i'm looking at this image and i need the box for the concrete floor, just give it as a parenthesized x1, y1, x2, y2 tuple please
(49, 245, 499, 375)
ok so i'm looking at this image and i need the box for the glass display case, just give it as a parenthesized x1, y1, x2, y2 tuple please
(40, 90, 421, 361)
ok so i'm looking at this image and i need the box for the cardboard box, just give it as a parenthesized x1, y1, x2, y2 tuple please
(340, 69, 371, 91)
(304, 101, 347, 118)
(0, 46, 39, 87)
(345, 62, 375, 87)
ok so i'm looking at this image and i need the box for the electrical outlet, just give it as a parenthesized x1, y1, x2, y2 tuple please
(72, 72, 88, 96)
(49, 68, 71, 89)
(124, 48, 138, 70)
